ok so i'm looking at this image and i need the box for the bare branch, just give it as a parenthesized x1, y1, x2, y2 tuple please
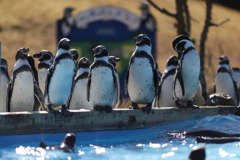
(147, 0, 177, 18)
(209, 18, 230, 27)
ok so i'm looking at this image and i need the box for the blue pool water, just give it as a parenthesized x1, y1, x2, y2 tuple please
(1, 114, 240, 159)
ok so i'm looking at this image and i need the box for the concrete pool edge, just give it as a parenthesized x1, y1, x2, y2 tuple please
(0, 106, 237, 135)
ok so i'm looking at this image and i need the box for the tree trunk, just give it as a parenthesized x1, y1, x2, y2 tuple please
(200, 0, 213, 72)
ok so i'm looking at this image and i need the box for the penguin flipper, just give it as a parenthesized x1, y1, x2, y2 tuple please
(6, 80, 13, 112)
(175, 67, 185, 97)
(124, 68, 129, 95)
(153, 68, 160, 95)
(39, 141, 48, 148)
(34, 82, 46, 111)
(67, 70, 76, 109)
(44, 66, 54, 101)
(86, 73, 91, 102)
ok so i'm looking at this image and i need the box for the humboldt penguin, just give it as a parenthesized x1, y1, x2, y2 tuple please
(44, 38, 75, 116)
(154, 55, 178, 108)
(0, 58, 10, 112)
(33, 50, 53, 94)
(40, 133, 76, 153)
(124, 34, 159, 113)
(70, 49, 79, 70)
(7, 48, 44, 112)
(172, 35, 200, 108)
(109, 55, 122, 109)
(68, 57, 93, 110)
(61, 7, 75, 36)
(87, 45, 118, 113)
(214, 56, 239, 105)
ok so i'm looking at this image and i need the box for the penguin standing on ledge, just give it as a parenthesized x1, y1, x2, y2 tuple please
(7, 48, 44, 112)
(109, 56, 122, 109)
(214, 56, 239, 105)
(33, 50, 53, 94)
(154, 55, 178, 108)
(0, 58, 10, 112)
(125, 34, 159, 113)
(87, 45, 118, 113)
(69, 57, 92, 110)
(172, 35, 200, 108)
(44, 38, 75, 116)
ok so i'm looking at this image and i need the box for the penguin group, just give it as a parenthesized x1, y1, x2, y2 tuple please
(0, 34, 239, 115)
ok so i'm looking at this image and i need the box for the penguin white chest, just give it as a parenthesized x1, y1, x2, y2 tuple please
(128, 57, 155, 104)
(90, 66, 115, 107)
(70, 78, 93, 110)
(48, 59, 75, 106)
(158, 74, 175, 107)
(38, 68, 48, 93)
(0, 74, 9, 112)
(215, 72, 237, 104)
(11, 71, 34, 112)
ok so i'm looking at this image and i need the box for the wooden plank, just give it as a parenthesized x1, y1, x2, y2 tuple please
(0, 106, 237, 135)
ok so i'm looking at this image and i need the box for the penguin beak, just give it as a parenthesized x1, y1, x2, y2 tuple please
(92, 48, 96, 54)
(134, 36, 141, 45)
(33, 53, 42, 59)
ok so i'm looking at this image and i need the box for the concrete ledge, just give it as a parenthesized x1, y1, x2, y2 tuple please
(0, 106, 237, 135)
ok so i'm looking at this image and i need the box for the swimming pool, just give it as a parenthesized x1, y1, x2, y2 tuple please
(1, 114, 240, 159)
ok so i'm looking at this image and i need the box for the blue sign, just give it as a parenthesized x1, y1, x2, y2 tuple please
(57, 6, 157, 98)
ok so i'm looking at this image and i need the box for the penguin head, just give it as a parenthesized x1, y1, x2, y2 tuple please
(58, 38, 70, 50)
(33, 50, 53, 62)
(219, 55, 229, 65)
(92, 45, 109, 57)
(61, 133, 76, 150)
(70, 49, 79, 61)
(134, 34, 151, 46)
(78, 56, 90, 68)
(188, 145, 206, 160)
(64, 7, 74, 16)
(109, 56, 120, 67)
(0, 58, 8, 69)
(172, 35, 194, 55)
(15, 47, 29, 61)
(166, 55, 179, 68)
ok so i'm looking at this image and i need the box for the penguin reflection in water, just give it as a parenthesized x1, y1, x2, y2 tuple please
(125, 34, 159, 113)
(172, 35, 200, 108)
(7, 48, 44, 112)
(44, 38, 75, 116)
(87, 45, 119, 113)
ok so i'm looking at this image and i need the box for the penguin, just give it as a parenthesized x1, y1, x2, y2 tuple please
(0, 58, 10, 112)
(33, 50, 53, 94)
(40, 133, 76, 153)
(61, 7, 75, 37)
(139, 1, 157, 31)
(124, 34, 159, 113)
(232, 67, 240, 93)
(214, 56, 239, 105)
(70, 49, 79, 70)
(68, 57, 93, 110)
(27, 55, 42, 111)
(172, 35, 200, 108)
(154, 55, 178, 108)
(188, 145, 206, 160)
(192, 81, 205, 106)
(87, 45, 118, 113)
(109, 55, 122, 108)
(7, 48, 45, 112)
(44, 38, 75, 116)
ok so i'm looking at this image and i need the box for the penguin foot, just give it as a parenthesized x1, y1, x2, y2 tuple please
(175, 100, 187, 108)
(47, 103, 60, 116)
(61, 105, 73, 117)
(94, 105, 112, 113)
(187, 100, 199, 109)
(141, 103, 152, 113)
(129, 102, 139, 110)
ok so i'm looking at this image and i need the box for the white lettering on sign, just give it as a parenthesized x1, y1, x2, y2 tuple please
(75, 6, 141, 31)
